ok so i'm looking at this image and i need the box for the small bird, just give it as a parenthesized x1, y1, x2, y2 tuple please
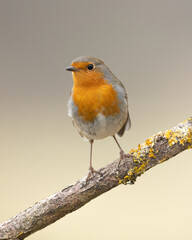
(66, 56, 131, 180)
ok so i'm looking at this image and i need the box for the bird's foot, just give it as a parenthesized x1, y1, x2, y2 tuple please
(118, 150, 133, 168)
(86, 166, 102, 183)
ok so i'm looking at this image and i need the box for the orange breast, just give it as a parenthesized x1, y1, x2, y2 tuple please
(72, 82, 120, 121)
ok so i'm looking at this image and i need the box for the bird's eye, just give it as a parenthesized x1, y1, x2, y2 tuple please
(87, 64, 94, 70)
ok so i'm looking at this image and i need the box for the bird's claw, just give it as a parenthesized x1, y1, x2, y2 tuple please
(86, 166, 102, 183)
(118, 151, 133, 168)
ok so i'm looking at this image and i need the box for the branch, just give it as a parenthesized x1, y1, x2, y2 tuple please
(1, 118, 192, 240)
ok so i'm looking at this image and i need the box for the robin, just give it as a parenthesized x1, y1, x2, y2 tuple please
(66, 56, 131, 180)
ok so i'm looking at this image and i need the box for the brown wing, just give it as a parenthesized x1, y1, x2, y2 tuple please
(117, 112, 131, 137)
(114, 79, 131, 137)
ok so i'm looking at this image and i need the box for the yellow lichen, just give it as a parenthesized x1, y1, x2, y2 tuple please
(165, 130, 180, 146)
(159, 157, 166, 163)
(133, 161, 149, 175)
(130, 149, 135, 154)
(118, 174, 132, 185)
(129, 147, 142, 161)
(145, 137, 153, 147)
(187, 129, 192, 145)
(165, 130, 172, 139)
(179, 138, 185, 145)
(164, 119, 192, 148)
(134, 158, 141, 163)
(16, 232, 24, 238)
(118, 179, 123, 184)
(168, 138, 177, 146)
(148, 148, 156, 158)
(118, 118, 192, 185)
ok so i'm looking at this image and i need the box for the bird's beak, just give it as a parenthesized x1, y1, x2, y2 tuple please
(66, 66, 79, 72)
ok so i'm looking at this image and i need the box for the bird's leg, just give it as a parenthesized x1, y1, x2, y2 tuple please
(113, 135, 133, 168)
(86, 140, 100, 181)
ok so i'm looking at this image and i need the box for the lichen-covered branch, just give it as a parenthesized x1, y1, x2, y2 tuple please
(0, 118, 192, 240)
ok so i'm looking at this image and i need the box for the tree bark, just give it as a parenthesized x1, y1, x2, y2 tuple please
(0, 118, 192, 240)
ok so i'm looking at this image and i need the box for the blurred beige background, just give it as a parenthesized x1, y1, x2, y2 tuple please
(0, 0, 192, 239)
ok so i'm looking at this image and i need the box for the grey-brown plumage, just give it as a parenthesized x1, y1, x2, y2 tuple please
(66, 56, 132, 180)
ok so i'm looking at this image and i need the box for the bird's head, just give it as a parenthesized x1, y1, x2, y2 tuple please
(66, 56, 111, 87)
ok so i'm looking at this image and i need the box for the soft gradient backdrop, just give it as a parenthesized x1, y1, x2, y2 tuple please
(1, 0, 192, 239)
